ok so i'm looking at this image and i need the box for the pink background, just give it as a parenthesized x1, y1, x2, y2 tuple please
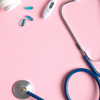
(0, 0, 100, 100)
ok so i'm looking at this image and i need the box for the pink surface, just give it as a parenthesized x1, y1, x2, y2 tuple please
(0, 0, 100, 100)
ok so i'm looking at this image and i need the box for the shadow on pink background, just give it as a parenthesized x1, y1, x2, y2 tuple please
(0, 0, 100, 100)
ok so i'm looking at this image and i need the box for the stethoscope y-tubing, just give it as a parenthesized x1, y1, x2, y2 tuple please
(60, 0, 100, 99)
(60, 0, 100, 77)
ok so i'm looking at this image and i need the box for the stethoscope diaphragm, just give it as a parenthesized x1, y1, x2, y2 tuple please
(13, 80, 34, 99)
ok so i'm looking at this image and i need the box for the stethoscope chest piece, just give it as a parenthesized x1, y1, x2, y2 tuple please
(13, 80, 33, 99)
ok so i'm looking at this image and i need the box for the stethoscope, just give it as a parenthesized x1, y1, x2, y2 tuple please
(60, 0, 100, 100)
(12, 0, 100, 100)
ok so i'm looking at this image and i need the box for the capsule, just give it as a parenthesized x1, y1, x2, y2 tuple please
(25, 6, 34, 10)
(20, 19, 26, 26)
(26, 15, 33, 21)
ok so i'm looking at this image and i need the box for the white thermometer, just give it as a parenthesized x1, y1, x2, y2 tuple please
(42, 0, 57, 19)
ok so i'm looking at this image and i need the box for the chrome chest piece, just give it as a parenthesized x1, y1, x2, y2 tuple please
(13, 80, 33, 99)
(12, 80, 44, 100)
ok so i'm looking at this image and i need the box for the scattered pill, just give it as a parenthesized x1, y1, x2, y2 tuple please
(20, 19, 26, 26)
(25, 6, 34, 10)
(26, 15, 33, 21)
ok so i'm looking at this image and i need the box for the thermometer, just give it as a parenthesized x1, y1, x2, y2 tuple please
(42, 0, 57, 19)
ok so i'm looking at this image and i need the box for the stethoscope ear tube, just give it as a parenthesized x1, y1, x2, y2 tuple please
(61, 0, 100, 77)
(64, 68, 100, 100)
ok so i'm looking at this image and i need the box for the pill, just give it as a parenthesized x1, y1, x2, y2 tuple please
(20, 19, 26, 26)
(25, 6, 34, 10)
(26, 15, 33, 21)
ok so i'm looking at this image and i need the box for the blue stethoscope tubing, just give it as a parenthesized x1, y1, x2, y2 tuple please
(60, 0, 100, 99)
(64, 68, 100, 100)
(26, 91, 44, 100)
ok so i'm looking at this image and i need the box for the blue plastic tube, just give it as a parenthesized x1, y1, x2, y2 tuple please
(26, 91, 44, 100)
(84, 55, 100, 77)
(64, 68, 100, 100)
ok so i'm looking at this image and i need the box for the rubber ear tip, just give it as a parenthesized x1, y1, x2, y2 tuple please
(74, 0, 80, 1)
